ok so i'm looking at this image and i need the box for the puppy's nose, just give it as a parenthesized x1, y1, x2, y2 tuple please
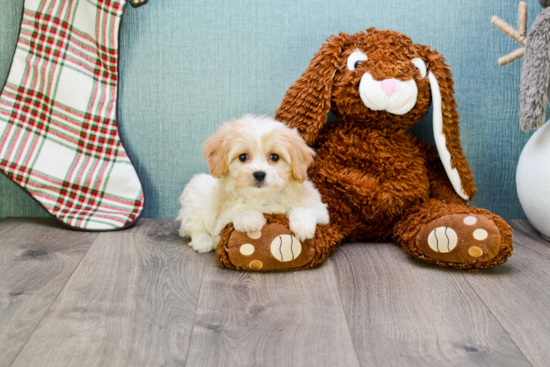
(381, 79, 401, 96)
(253, 171, 266, 182)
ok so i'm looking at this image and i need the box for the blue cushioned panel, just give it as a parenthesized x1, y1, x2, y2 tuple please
(0, 0, 540, 220)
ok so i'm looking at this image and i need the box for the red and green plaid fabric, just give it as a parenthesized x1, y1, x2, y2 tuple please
(0, 0, 144, 230)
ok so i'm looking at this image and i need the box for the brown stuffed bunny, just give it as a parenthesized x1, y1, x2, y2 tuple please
(217, 28, 513, 271)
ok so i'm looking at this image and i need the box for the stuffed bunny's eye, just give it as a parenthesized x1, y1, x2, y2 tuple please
(412, 58, 427, 78)
(347, 50, 368, 71)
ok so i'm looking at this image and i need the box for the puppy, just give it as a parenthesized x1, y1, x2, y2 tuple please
(178, 114, 330, 253)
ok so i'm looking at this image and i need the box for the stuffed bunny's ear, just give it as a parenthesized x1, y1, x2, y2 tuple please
(427, 53, 477, 201)
(275, 34, 349, 145)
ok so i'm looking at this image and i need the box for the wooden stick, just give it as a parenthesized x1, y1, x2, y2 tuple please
(518, 1, 528, 36)
(498, 47, 525, 66)
(491, 16, 526, 46)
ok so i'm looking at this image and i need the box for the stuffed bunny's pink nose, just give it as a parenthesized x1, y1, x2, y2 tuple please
(381, 79, 401, 96)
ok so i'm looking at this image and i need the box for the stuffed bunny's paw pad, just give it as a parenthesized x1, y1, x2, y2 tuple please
(222, 222, 317, 271)
(416, 214, 501, 264)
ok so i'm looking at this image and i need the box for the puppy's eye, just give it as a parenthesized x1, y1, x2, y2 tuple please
(411, 57, 427, 78)
(270, 153, 279, 162)
(347, 49, 368, 71)
(238, 153, 248, 162)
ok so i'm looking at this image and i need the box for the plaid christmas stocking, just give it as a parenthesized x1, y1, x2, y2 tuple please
(0, 0, 147, 230)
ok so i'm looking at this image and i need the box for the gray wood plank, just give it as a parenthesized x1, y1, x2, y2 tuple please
(186, 255, 360, 367)
(11, 219, 205, 367)
(464, 220, 550, 367)
(0, 218, 98, 367)
(332, 241, 531, 367)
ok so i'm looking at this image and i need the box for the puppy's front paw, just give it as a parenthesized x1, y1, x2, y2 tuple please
(317, 206, 330, 225)
(188, 233, 216, 253)
(233, 211, 267, 233)
(289, 213, 317, 241)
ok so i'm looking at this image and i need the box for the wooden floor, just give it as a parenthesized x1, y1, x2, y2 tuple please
(1, 218, 549, 367)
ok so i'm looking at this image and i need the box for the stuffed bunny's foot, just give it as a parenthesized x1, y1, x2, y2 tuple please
(216, 214, 330, 271)
(416, 213, 502, 265)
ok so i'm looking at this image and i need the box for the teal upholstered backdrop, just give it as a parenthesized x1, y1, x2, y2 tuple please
(0, 0, 541, 220)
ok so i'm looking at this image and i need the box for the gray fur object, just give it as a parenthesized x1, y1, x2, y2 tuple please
(513, 2, 550, 242)
(521, 7, 550, 130)
(540, 0, 550, 8)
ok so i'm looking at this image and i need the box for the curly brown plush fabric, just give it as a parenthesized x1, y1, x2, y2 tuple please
(269, 28, 513, 271)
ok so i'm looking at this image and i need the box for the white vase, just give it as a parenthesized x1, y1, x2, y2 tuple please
(516, 116, 550, 241)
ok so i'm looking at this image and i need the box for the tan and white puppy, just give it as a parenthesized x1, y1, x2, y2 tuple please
(178, 114, 330, 253)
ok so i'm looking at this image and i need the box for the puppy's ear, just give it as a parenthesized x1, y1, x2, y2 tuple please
(424, 47, 477, 201)
(203, 132, 228, 178)
(287, 129, 316, 183)
(275, 33, 352, 145)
